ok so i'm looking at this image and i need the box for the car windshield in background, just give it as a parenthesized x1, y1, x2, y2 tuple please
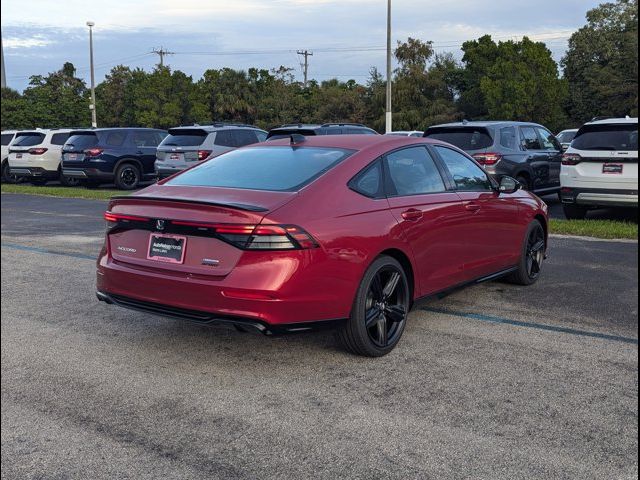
(424, 127, 493, 150)
(166, 146, 353, 191)
(557, 131, 577, 143)
(13, 133, 46, 147)
(65, 133, 99, 150)
(162, 130, 208, 147)
(572, 124, 638, 151)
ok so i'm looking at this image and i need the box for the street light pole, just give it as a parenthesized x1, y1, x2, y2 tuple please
(385, 0, 392, 133)
(87, 21, 97, 128)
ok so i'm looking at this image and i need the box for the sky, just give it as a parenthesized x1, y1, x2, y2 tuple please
(1, 0, 603, 91)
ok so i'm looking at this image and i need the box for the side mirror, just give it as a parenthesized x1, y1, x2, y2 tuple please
(498, 176, 520, 194)
(561, 144, 570, 152)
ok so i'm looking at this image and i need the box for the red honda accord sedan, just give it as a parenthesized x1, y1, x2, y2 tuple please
(97, 135, 548, 356)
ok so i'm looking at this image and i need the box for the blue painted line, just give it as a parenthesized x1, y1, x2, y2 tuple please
(423, 307, 638, 346)
(1, 242, 96, 261)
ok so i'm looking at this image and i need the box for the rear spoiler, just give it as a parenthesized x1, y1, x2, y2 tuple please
(109, 195, 269, 213)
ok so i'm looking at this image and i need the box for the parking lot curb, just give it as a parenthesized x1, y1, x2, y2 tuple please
(549, 234, 638, 244)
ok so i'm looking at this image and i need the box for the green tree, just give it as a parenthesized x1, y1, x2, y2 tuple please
(1, 88, 28, 130)
(563, 0, 638, 122)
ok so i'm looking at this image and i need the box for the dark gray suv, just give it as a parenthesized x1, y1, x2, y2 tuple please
(155, 124, 267, 179)
(424, 121, 563, 195)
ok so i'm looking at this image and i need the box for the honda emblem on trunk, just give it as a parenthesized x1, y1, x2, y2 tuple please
(156, 219, 165, 231)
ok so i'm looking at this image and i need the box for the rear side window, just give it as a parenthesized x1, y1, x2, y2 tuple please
(435, 146, 491, 192)
(572, 124, 638, 151)
(51, 133, 71, 145)
(214, 130, 236, 147)
(500, 127, 518, 149)
(386, 147, 446, 196)
(132, 131, 162, 147)
(424, 127, 493, 150)
(13, 133, 46, 147)
(162, 129, 208, 147)
(233, 129, 260, 147)
(520, 127, 542, 150)
(104, 131, 127, 147)
(349, 160, 383, 198)
(1, 134, 14, 146)
(167, 146, 353, 192)
(65, 133, 99, 150)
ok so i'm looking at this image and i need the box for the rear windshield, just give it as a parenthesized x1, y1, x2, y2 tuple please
(13, 132, 46, 147)
(266, 129, 318, 140)
(65, 133, 99, 150)
(166, 146, 353, 192)
(572, 124, 638, 151)
(162, 129, 208, 147)
(556, 130, 577, 143)
(424, 127, 494, 150)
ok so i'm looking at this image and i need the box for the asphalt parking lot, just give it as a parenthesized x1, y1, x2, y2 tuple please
(1, 193, 638, 479)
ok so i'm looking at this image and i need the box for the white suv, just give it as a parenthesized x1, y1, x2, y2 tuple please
(7, 129, 78, 186)
(560, 117, 638, 219)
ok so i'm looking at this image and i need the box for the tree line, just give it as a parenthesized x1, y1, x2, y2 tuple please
(1, 0, 637, 134)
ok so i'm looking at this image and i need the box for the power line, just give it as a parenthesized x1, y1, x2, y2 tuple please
(296, 50, 313, 87)
(152, 47, 174, 67)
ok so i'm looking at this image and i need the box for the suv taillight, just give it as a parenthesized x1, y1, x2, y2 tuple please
(28, 147, 48, 155)
(472, 153, 502, 166)
(171, 221, 318, 250)
(197, 150, 212, 161)
(85, 148, 104, 158)
(562, 153, 582, 165)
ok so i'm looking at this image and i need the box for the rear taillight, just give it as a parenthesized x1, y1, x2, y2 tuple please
(85, 148, 104, 158)
(171, 221, 317, 250)
(472, 153, 502, 166)
(28, 148, 48, 155)
(197, 150, 212, 161)
(104, 212, 150, 224)
(562, 153, 582, 165)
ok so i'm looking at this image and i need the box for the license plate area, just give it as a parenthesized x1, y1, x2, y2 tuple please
(602, 163, 623, 174)
(67, 153, 79, 161)
(147, 233, 187, 264)
(16, 153, 22, 159)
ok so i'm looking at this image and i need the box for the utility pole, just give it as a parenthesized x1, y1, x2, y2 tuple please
(86, 21, 97, 128)
(1, 36, 6, 89)
(152, 47, 174, 67)
(297, 50, 313, 88)
(385, 0, 392, 133)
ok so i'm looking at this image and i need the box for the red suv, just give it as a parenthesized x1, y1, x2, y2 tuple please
(97, 135, 548, 356)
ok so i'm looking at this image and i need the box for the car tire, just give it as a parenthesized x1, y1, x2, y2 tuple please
(60, 174, 80, 187)
(336, 255, 410, 357)
(516, 175, 531, 191)
(505, 219, 546, 286)
(115, 163, 141, 190)
(2, 161, 19, 184)
(563, 204, 588, 220)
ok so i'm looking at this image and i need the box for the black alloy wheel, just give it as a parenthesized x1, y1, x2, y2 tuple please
(337, 256, 410, 357)
(506, 220, 546, 286)
(115, 164, 141, 190)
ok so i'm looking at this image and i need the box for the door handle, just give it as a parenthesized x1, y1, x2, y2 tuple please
(465, 202, 481, 212)
(401, 209, 423, 221)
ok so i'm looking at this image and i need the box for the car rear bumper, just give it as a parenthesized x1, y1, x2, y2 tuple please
(561, 187, 639, 207)
(96, 290, 345, 334)
(62, 168, 115, 180)
(9, 166, 59, 179)
(156, 166, 186, 179)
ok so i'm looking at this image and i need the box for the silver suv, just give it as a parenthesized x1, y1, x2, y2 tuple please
(155, 124, 267, 179)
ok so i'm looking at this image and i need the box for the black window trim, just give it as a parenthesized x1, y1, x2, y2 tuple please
(431, 143, 496, 192)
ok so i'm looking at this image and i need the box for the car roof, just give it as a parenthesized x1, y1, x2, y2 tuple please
(428, 121, 543, 129)
(69, 127, 166, 134)
(271, 123, 372, 131)
(249, 134, 439, 152)
(585, 117, 638, 126)
(169, 124, 264, 133)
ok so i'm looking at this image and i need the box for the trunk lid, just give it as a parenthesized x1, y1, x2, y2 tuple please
(106, 185, 297, 277)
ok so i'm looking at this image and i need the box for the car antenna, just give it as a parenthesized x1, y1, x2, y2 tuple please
(290, 134, 306, 146)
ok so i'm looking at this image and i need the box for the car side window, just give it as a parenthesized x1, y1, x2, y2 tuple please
(349, 160, 383, 198)
(385, 147, 446, 196)
(105, 131, 127, 147)
(1, 134, 14, 146)
(51, 133, 71, 146)
(256, 131, 267, 142)
(233, 129, 260, 147)
(500, 127, 518, 149)
(536, 127, 560, 151)
(132, 131, 161, 147)
(434, 146, 492, 192)
(214, 130, 235, 147)
(520, 127, 542, 150)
